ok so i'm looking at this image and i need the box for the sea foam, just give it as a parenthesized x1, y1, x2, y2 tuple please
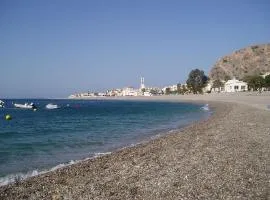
(201, 104, 209, 111)
(0, 152, 111, 187)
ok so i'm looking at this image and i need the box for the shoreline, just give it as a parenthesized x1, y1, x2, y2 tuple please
(1, 95, 270, 199)
(0, 101, 210, 187)
(68, 91, 270, 110)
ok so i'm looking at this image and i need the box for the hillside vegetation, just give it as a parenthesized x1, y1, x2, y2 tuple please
(209, 44, 270, 80)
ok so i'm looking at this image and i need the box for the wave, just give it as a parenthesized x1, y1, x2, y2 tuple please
(94, 152, 111, 157)
(0, 152, 111, 187)
(0, 170, 40, 187)
(201, 104, 209, 111)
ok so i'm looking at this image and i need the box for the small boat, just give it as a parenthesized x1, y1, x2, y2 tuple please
(0, 100, 5, 108)
(14, 102, 37, 109)
(45, 103, 59, 109)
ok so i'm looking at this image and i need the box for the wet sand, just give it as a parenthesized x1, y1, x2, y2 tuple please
(1, 93, 270, 199)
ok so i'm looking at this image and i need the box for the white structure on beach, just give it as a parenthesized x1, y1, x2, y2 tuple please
(224, 78, 247, 92)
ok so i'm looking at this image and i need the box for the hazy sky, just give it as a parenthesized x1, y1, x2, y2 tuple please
(0, 0, 269, 98)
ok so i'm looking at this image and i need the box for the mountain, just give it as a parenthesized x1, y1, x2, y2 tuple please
(209, 44, 270, 81)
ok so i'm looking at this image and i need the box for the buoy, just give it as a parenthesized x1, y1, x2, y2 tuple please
(5, 114, 12, 120)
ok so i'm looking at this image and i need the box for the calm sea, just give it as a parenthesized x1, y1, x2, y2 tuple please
(0, 99, 210, 185)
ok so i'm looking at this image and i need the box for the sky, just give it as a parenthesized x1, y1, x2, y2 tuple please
(0, 0, 269, 98)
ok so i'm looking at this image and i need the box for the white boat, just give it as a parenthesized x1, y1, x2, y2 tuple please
(0, 100, 4, 108)
(45, 103, 59, 109)
(14, 102, 37, 109)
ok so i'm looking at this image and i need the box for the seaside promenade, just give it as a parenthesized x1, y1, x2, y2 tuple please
(1, 92, 270, 199)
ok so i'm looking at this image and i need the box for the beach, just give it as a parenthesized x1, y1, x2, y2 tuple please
(1, 93, 270, 199)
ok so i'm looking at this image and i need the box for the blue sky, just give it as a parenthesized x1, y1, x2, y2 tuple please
(0, 0, 269, 98)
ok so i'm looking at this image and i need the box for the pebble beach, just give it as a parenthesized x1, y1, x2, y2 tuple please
(1, 93, 270, 199)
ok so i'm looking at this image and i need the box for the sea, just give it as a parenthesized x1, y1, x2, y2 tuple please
(0, 99, 211, 186)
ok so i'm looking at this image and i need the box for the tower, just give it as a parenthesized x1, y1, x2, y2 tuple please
(140, 77, 145, 90)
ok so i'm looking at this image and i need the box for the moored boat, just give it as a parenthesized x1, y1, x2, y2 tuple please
(45, 103, 59, 109)
(0, 100, 4, 108)
(14, 102, 37, 109)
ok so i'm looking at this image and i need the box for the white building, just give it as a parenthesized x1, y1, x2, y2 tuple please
(204, 80, 226, 93)
(143, 91, 152, 96)
(162, 85, 177, 93)
(224, 78, 247, 92)
(203, 81, 213, 93)
(106, 89, 122, 96)
(97, 92, 106, 96)
(170, 84, 178, 92)
(122, 87, 139, 96)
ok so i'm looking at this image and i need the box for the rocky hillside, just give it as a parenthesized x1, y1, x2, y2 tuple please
(209, 44, 270, 80)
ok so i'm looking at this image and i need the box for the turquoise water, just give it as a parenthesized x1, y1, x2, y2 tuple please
(0, 99, 210, 185)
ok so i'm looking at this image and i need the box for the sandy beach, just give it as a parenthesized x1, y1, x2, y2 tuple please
(1, 92, 270, 199)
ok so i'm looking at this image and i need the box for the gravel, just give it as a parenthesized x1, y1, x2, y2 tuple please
(1, 101, 270, 199)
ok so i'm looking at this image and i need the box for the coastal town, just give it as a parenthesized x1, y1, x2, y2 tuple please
(1, 2, 270, 198)
(69, 72, 270, 99)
